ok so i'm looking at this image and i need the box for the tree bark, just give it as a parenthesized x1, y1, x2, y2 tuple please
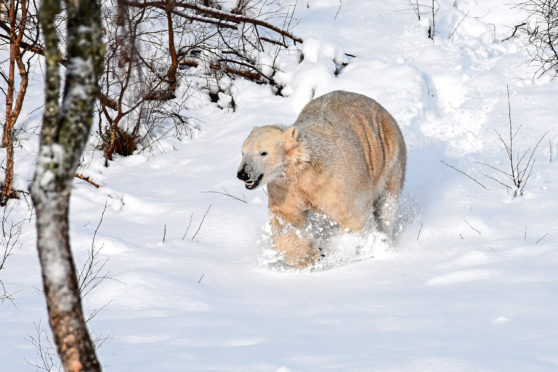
(165, 0, 179, 91)
(1, 0, 29, 205)
(30, 0, 104, 370)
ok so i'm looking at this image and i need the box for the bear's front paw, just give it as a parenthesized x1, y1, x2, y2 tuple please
(278, 238, 322, 268)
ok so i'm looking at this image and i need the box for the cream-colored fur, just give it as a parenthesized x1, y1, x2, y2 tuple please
(238, 90, 407, 268)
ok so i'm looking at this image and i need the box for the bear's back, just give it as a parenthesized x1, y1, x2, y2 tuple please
(293, 90, 404, 185)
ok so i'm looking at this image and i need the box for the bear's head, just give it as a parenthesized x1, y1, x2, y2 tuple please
(237, 125, 299, 189)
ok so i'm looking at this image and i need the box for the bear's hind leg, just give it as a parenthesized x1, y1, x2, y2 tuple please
(373, 193, 399, 238)
(373, 169, 403, 238)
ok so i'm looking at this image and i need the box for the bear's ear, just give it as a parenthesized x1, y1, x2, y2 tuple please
(284, 127, 299, 142)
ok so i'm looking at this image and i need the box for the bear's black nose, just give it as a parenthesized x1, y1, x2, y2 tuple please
(237, 168, 250, 181)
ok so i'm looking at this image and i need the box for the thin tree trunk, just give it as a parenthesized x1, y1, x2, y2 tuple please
(165, 0, 178, 91)
(30, 0, 104, 370)
(3, 0, 15, 147)
(1, 0, 29, 205)
(1, 0, 17, 205)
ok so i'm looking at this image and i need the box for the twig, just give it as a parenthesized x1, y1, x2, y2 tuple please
(1, 205, 24, 303)
(86, 301, 112, 323)
(519, 132, 548, 195)
(25, 321, 58, 372)
(448, 10, 470, 40)
(440, 160, 488, 189)
(477, 161, 512, 179)
(429, 0, 436, 41)
(407, 0, 421, 21)
(482, 172, 512, 191)
(201, 189, 247, 203)
(524, 225, 527, 241)
(536, 233, 548, 244)
(417, 223, 423, 241)
(0, 280, 17, 305)
(163, 224, 167, 243)
(334, 0, 343, 20)
(506, 85, 517, 185)
(192, 203, 212, 240)
(502, 22, 526, 42)
(198, 273, 204, 284)
(91, 201, 107, 251)
(78, 202, 110, 298)
(74, 173, 101, 188)
(464, 219, 482, 235)
(182, 213, 193, 240)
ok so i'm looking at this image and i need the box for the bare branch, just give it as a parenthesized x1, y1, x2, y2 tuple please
(464, 219, 482, 235)
(74, 173, 101, 188)
(123, 0, 303, 43)
(482, 172, 512, 191)
(201, 188, 247, 203)
(182, 212, 193, 240)
(440, 160, 488, 190)
(536, 232, 549, 244)
(192, 203, 212, 240)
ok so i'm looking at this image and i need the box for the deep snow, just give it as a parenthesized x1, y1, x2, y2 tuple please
(1, 0, 558, 371)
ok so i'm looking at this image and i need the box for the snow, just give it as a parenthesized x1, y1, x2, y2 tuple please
(1, 0, 558, 371)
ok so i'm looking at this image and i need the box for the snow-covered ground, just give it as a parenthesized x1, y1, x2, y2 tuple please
(2, 0, 558, 370)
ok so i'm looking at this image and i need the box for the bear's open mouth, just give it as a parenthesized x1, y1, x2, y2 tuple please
(244, 174, 263, 190)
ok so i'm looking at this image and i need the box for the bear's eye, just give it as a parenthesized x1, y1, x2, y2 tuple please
(260, 151, 268, 156)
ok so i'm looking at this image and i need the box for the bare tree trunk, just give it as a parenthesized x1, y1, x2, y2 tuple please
(165, 0, 178, 92)
(1, 0, 29, 205)
(2, 11, 16, 201)
(3, 0, 16, 149)
(30, 0, 104, 370)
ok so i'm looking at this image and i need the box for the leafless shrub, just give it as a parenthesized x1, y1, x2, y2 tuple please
(98, 0, 301, 165)
(25, 321, 60, 372)
(407, 0, 422, 21)
(405, 0, 438, 40)
(505, 0, 558, 77)
(4, 0, 303, 174)
(78, 203, 110, 299)
(0, 202, 24, 303)
(478, 86, 548, 196)
(28, 203, 112, 370)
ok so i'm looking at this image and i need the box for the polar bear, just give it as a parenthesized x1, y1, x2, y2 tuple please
(237, 90, 407, 268)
